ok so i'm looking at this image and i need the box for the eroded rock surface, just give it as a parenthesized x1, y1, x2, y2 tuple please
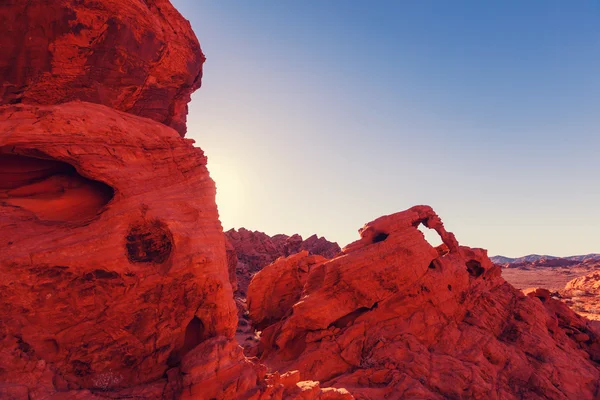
(226, 229, 341, 357)
(0, 103, 237, 397)
(0, 153, 114, 222)
(248, 251, 328, 331)
(558, 271, 600, 322)
(226, 228, 341, 295)
(249, 206, 600, 399)
(0, 1, 354, 398)
(5, 0, 600, 398)
(0, 0, 203, 136)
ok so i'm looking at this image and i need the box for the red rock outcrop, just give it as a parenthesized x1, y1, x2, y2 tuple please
(6, 0, 600, 398)
(248, 251, 328, 331)
(566, 271, 600, 294)
(557, 271, 600, 323)
(249, 206, 600, 399)
(225, 238, 239, 292)
(225, 228, 341, 294)
(0, 103, 238, 397)
(226, 229, 341, 357)
(500, 256, 600, 321)
(0, 2, 355, 399)
(0, 0, 203, 136)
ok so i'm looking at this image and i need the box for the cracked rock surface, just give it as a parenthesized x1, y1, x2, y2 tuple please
(249, 206, 600, 399)
(0, 0, 203, 136)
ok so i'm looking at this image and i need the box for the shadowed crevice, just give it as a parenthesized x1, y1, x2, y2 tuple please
(0, 151, 114, 222)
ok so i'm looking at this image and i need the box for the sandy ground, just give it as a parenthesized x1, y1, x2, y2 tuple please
(501, 263, 600, 321)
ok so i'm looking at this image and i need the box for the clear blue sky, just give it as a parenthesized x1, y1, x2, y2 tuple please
(172, 0, 600, 257)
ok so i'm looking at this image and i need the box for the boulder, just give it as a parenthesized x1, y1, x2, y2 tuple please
(0, 0, 203, 136)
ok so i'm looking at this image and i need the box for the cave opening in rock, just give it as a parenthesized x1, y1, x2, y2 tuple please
(372, 231, 389, 243)
(428, 259, 442, 270)
(167, 316, 207, 367)
(466, 260, 485, 278)
(182, 317, 205, 355)
(0, 151, 114, 222)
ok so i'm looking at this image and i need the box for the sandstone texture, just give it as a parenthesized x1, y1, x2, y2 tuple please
(248, 251, 328, 331)
(0, 0, 203, 136)
(226, 228, 341, 295)
(5, 0, 600, 399)
(566, 271, 600, 294)
(0, 1, 353, 398)
(249, 206, 600, 399)
(0, 103, 237, 397)
(226, 229, 341, 357)
(559, 271, 600, 322)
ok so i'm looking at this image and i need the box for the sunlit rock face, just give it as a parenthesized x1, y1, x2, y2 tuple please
(249, 206, 600, 399)
(0, 0, 203, 136)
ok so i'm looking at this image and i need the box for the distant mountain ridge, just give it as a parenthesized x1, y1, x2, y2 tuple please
(491, 253, 600, 265)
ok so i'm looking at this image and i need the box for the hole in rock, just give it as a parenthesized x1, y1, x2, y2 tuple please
(428, 259, 442, 270)
(466, 260, 485, 278)
(329, 302, 379, 330)
(448, 284, 452, 291)
(126, 220, 173, 264)
(416, 222, 443, 247)
(167, 317, 206, 367)
(499, 324, 519, 343)
(84, 269, 120, 280)
(0, 152, 114, 222)
(372, 232, 389, 243)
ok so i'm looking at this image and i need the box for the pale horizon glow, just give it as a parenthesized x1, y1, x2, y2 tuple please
(174, 0, 600, 257)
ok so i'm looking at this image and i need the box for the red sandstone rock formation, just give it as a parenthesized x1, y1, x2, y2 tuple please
(249, 206, 600, 399)
(5, 0, 600, 398)
(225, 238, 239, 292)
(0, 0, 203, 136)
(226, 229, 341, 356)
(500, 256, 600, 321)
(248, 252, 328, 331)
(0, 1, 352, 398)
(226, 228, 341, 294)
(566, 271, 600, 294)
(557, 271, 600, 323)
(0, 103, 237, 397)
